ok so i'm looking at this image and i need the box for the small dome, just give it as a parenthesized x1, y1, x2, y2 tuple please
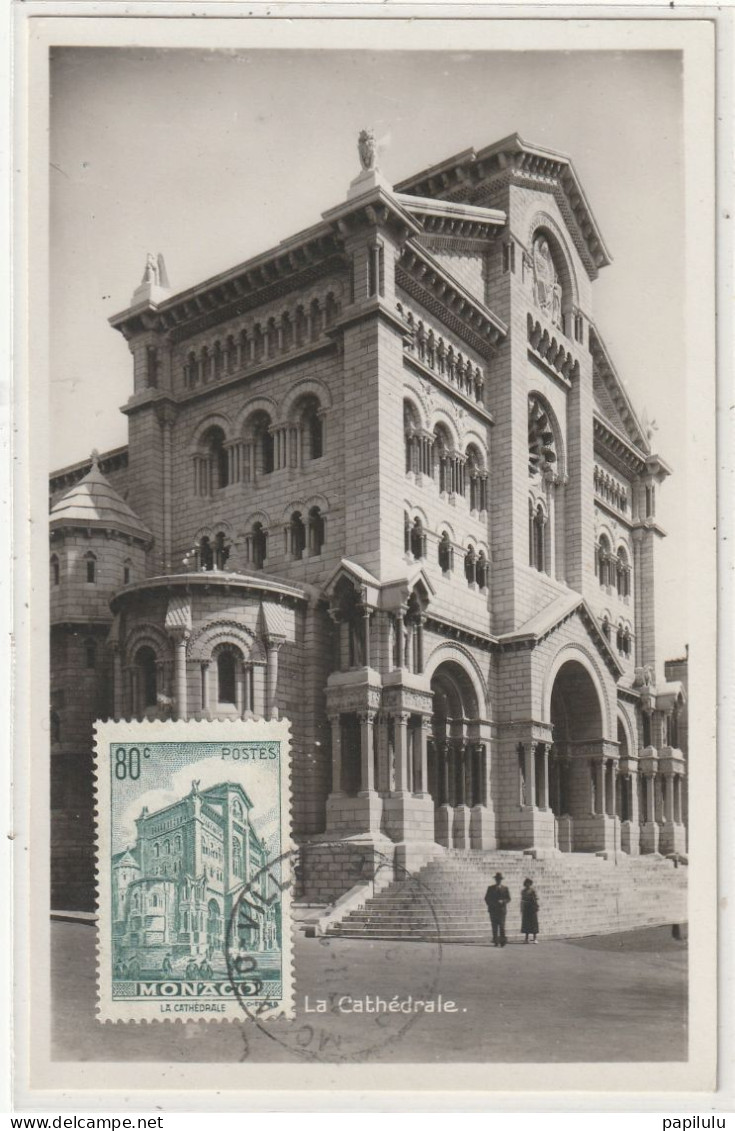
(50, 454, 152, 542)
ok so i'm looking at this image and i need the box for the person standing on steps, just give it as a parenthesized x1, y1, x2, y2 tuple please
(520, 877, 540, 944)
(484, 871, 511, 947)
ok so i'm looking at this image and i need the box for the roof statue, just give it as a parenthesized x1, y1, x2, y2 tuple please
(358, 128, 378, 173)
(131, 251, 172, 306)
(347, 127, 390, 200)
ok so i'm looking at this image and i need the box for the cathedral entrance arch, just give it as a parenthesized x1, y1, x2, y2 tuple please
(428, 660, 488, 848)
(547, 657, 616, 852)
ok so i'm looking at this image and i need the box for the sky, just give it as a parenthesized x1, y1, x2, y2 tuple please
(48, 44, 687, 660)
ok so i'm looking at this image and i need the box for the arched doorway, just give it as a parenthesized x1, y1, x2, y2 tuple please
(428, 661, 486, 847)
(548, 658, 611, 852)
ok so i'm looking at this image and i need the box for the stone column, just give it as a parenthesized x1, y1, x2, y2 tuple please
(663, 772, 674, 824)
(595, 760, 605, 816)
(524, 742, 536, 809)
(200, 662, 210, 716)
(393, 712, 410, 793)
(358, 710, 376, 794)
(363, 608, 371, 669)
(173, 632, 189, 721)
(329, 715, 342, 794)
(417, 716, 431, 797)
(539, 742, 550, 810)
(113, 649, 123, 720)
(265, 640, 283, 719)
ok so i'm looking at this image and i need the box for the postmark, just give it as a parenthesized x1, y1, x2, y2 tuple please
(225, 842, 445, 1062)
(94, 718, 293, 1022)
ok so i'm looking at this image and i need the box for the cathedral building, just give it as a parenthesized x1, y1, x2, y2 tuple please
(112, 781, 277, 970)
(49, 131, 687, 912)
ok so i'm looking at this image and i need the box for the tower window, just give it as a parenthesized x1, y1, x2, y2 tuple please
(135, 646, 158, 709)
(251, 523, 267, 570)
(308, 506, 325, 556)
(217, 650, 237, 705)
(84, 552, 97, 584)
(50, 555, 60, 586)
(289, 512, 306, 560)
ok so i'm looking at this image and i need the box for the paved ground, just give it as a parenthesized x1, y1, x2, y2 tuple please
(52, 921, 687, 1063)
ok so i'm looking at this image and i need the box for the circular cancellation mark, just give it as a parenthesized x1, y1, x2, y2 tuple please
(225, 842, 444, 1063)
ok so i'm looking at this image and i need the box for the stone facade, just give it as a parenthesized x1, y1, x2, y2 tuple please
(49, 134, 688, 910)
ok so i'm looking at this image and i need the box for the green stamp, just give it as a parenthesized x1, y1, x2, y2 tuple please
(95, 719, 293, 1022)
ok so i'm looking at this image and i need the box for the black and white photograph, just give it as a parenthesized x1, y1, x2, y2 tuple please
(13, 11, 722, 1106)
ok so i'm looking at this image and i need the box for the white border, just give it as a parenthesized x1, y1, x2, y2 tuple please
(93, 718, 294, 1024)
(11, 6, 729, 1112)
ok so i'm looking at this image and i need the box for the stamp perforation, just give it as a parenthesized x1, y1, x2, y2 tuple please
(93, 717, 294, 1024)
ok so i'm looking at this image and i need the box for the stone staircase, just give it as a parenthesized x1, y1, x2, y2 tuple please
(325, 850, 687, 942)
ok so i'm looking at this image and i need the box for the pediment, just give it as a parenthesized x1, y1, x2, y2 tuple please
(500, 593, 623, 679)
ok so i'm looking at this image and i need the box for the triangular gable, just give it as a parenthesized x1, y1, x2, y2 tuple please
(323, 558, 381, 602)
(499, 593, 623, 679)
(589, 326, 650, 454)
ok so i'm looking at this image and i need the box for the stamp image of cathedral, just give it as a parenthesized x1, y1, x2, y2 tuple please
(111, 779, 278, 981)
(50, 130, 688, 940)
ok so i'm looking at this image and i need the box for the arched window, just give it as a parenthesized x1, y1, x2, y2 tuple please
(438, 531, 453, 573)
(616, 546, 631, 597)
(289, 511, 306, 560)
(409, 517, 426, 561)
(217, 650, 237, 704)
(84, 552, 97, 584)
(298, 396, 323, 461)
(50, 554, 60, 586)
(84, 639, 96, 669)
(135, 646, 158, 709)
(201, 425, 229, 490)
(464, 545, 477, 587)
(597, 535, 612, 587)
(164, 840, 170, 856)
(175, 835, 181, 851)
(466, 446, 487, 512)
(433, 425, 454, 493)
(214, 532, 230, 570)
(251, 522, 267, 570)
(199, 536, 214, 572)
(185, 351, 199, 388)
(601, 616, 611, 642)
(153, 843, 160, 859)
(248, 412, 274, 475)
(616, 624, 624, 653)
(623, 628, 632, 658)
(529, 503, 546, 572)
(308, 506, 325, 555)
(123, 559, 132, 586)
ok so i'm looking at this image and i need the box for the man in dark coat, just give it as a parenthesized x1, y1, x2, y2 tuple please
(484, 872, 511, 947)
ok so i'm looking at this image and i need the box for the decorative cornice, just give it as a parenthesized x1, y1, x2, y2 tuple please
(397, 242, 506, 358)
(110, 571, 307, 615)
(395, 134, 612, 280)
(593, 415, 648, 478)
(589, 325, 650, 453)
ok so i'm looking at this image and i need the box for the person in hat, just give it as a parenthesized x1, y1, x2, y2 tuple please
(484, 872, 511, 947)
(520, 877, 540, 944)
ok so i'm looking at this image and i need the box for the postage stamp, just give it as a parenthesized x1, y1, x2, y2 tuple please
(94, 719, 293, 1023)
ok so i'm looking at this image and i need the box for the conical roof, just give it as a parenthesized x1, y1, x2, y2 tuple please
(50, 453, 152, 542)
